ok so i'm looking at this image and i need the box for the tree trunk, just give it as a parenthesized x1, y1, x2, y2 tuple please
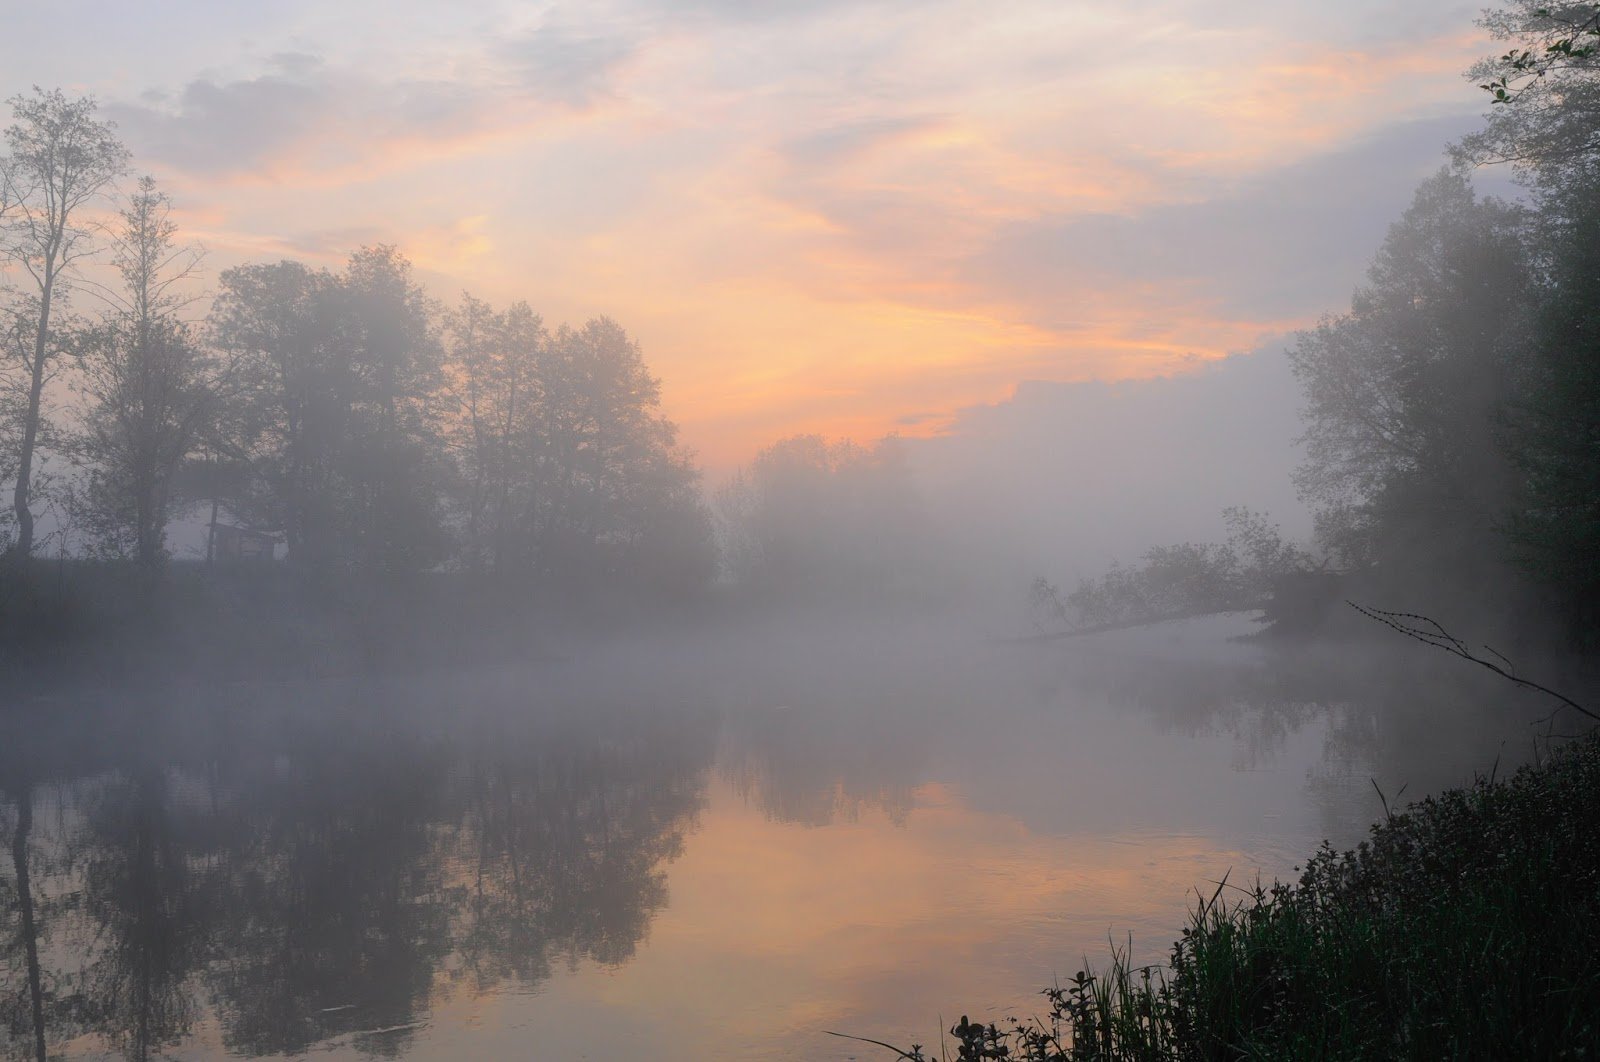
(11, 353, 47, 558)
(11, 270, 56, 558)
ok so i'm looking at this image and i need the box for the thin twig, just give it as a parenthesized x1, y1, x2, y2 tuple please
(1347, 601, 1598, 723)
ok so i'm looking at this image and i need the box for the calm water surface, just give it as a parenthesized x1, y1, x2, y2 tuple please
(0, 613, 1553, 1059)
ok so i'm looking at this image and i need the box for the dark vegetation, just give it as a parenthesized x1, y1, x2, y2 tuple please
(714, 434, 933, 603)
(4, 150, 712, 589)
(0, 88, 730, 675)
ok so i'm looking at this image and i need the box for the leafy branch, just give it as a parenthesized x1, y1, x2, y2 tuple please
(1480, 4, 1600, 103)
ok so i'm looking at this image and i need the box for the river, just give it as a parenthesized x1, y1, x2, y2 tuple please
(0, 612, 1554, 1060)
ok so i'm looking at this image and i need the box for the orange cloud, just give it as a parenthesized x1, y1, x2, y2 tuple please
(70, 6, 1499, 473)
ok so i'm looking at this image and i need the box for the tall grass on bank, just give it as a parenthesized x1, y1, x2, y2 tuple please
(868, 729, 1600, 1061)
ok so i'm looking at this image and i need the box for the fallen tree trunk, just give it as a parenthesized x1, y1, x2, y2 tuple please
(997, 604, 1266, 645)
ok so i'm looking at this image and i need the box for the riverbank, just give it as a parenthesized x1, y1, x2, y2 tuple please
(902, 723, 1600, 1061)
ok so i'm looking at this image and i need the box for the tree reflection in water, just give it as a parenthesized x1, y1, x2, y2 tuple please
(1, 779, 50, 1062)
(0, 634, 1553, 1059)
(204, 726, 455, 1058)
(1056, 637, 1559, 836)
(81, 766, 212, 1061)
(451, 713, 709, 988)
(0, 690, 714, 1060)
(721, 701, 925, 827)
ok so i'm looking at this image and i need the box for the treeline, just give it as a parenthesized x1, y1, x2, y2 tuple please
(0, 89, 713, 596)
(1289, 0, 1600, 645)
(1284, 161, 1598, 642)
(1051, 1, 1600, 646)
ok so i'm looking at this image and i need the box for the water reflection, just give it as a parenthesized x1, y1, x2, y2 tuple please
(0, 688, 713, 1060)
(449, 717, 707, 988)
(1, 779, 51, 1062)
(206, 728, 454, 1058)
(0, 621, 1556, 1059)
(81, 766, 210, 1061)
(721, 702, 925, 827)
(1052, 625, 1557, 841)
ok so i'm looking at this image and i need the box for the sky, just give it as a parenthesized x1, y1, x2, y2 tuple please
(0, 0, 1503, 470)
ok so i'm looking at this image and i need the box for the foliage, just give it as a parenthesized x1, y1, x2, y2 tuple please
(206, 258, 361, 570)
(1447, 6, 1600, 644)
(201, 253, 714, 589)
(337, 245, 448, 575)
(1501, 164, 1600, 640)
(1287, 171, 1533, 582)
(441, 293, 542, 574)
(522, 317, 714, 591)
(0, 87, 717, 599)
(1461, 2, 1600, 180)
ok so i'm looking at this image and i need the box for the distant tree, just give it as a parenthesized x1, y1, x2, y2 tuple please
(210, 249, 447, 575)
(716, 434, 926, 597)
(0, 310, 30, 551)
(441, 293, 544, 574)
(75, 177, 212, 568)
(1051, 508, 1309, 630)
(524, 317, 712, 589)
(0, 88, 129, 557)
(443, 291, 501, 572)
(1221, 505, 1310, 600)
(1288, 171, 1535, 578)
(339, 246, 446, 574)
(207, 260, 356, 568)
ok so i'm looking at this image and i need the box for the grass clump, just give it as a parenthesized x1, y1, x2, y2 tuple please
(880, 729, 1600, 1061)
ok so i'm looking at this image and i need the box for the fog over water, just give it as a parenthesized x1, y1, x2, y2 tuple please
(2, 610, 1557, 1060)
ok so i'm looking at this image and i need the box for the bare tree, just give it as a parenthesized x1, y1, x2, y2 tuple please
(1, 88, 129, 558)
(75, 177, 211, 568)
